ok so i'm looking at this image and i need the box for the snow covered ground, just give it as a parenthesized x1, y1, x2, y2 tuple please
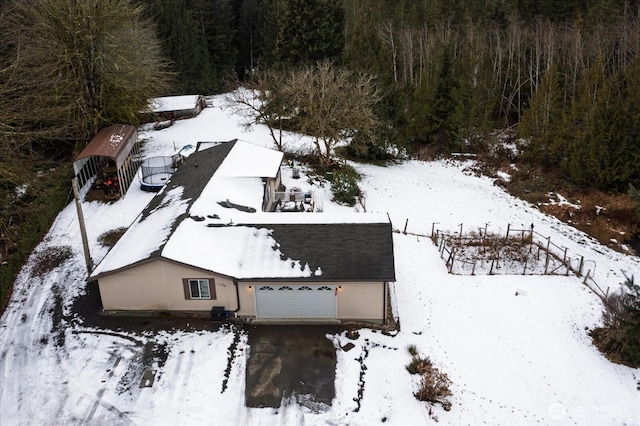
(1, 93, 639, 426)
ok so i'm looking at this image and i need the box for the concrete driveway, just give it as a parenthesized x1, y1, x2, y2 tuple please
(245, 324, 342, 409)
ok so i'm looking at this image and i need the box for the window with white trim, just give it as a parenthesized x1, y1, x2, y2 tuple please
(183, 278, 215, 299)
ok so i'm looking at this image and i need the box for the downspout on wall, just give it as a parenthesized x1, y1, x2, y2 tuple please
(232, 279, 241, 313)
(383, 281, 388, 326)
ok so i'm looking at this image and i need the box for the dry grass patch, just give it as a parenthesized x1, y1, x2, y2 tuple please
(540, 190, 637, 250)
(406, 345, 452, 412)
(31, 246, 73, 276)
(97, 227, 127, 248)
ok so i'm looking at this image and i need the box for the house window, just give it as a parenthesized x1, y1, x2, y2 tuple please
(183, 278, 215, 300)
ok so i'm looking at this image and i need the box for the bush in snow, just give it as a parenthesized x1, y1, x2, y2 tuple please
(591, 274, 640, 367)
(329, 164, 362, 206)
(414, 367, 453, 411)
(406, 346, 452, 411)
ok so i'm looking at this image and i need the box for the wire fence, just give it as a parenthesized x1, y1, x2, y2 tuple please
(393, 219, 610, 302)
(430, 223, 592, 279)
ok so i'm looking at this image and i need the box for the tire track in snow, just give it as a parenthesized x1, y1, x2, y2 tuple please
(168, 347, 195, 405)
(81, 351, 121, 424)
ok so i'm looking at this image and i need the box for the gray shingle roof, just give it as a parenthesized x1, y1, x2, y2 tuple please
(251, 222, 396, 282)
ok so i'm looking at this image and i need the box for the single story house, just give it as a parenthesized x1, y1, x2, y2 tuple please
(89, 140, 396, 324)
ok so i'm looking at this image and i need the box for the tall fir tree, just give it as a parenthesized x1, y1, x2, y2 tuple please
(428, 43, 463, 149)
(269, 0, 344, 67)
(520, 62, 565, 167)
(146, 0, 215, 93)
(563, 58, 640, 190)
(192, 0, 237, 91)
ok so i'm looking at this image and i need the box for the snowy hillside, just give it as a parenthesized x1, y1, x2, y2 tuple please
(0, 93, 638, 426)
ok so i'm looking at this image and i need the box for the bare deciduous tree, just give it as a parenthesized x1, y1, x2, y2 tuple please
(0, 0, 172, 151)
(226, 62, 380, 167)
(280, 61, 380, 166)
(224, 68, 288, 150)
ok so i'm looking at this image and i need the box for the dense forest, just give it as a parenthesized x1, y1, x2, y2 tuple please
(144, 0, 640, 192)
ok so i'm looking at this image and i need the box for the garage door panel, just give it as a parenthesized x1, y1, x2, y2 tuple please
(256, 285, 336, 319)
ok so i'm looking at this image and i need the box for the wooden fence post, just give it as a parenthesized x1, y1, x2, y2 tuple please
(505, 223, 510, 240)
(544, 237, 551, 274)
(447, 248, 455, 273)
(578, 256, 584, 277)
(403, 218, 408, 234)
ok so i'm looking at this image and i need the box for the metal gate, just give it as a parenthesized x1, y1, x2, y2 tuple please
(255, 284, 336, 319)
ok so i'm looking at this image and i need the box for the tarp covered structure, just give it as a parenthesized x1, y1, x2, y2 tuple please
(73, 124, 140, 200)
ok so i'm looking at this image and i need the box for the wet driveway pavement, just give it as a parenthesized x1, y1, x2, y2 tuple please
(245, 324, 342, 409)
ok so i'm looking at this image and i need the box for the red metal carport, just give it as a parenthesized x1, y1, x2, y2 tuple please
(73, 124, 140, 200)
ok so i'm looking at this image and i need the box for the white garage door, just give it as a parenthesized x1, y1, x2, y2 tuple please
(255, 284, 336, 319)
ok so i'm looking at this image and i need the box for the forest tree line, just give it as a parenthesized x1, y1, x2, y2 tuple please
(145, 0, 640, 192)
(0, 0, 638, 192)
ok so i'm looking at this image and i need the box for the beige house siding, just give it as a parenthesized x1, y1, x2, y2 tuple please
(98, 261, 386, 322)
(336, 281, 386, 321)
(98, 260, 237, 312)
(237, 282, 257, 316)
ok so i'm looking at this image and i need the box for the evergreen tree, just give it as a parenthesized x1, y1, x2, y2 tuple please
(562, 58, 640, 190)
(428, 44, 463, 149)
(270, 0, 344, 67)
(236, 0, 261, 78)
(592, 274, 640, 367)
(146, 0, 215, 93)
(342, 0, 388, 78)
(192, 0, 237, 91)
(520, 63, 565, 167)
(256, 0, 283, 66)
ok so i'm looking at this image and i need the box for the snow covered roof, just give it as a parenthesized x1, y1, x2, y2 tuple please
(90, 140, 395, 282)
(148, 95, 203, 113)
